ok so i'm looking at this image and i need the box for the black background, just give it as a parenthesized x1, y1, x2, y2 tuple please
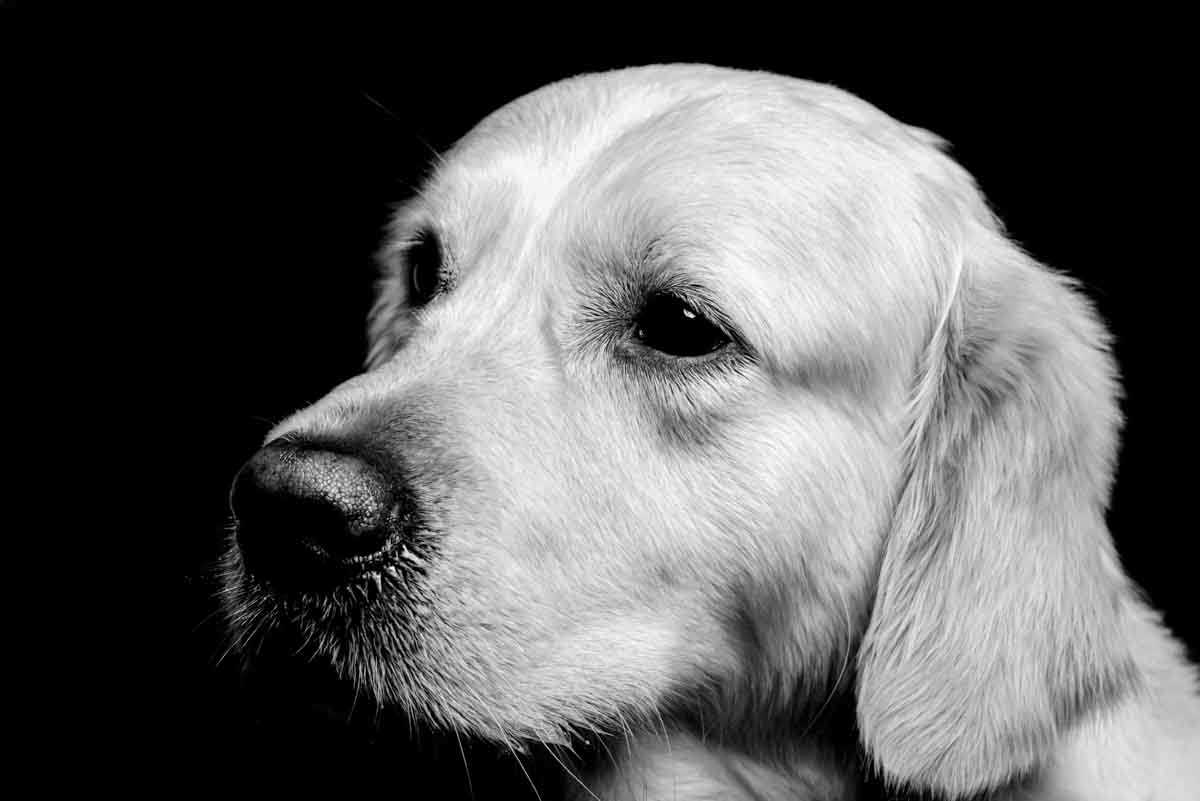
(92, 37, 1192, 791)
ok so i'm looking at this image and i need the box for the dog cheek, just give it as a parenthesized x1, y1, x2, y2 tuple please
(709, 406, 894, 633)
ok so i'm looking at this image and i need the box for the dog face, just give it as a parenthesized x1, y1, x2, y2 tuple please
(224, 65, 1134, 797)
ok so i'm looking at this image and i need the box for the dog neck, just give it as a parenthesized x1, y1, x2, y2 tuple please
(579, 730, 859, 801)
(577, 603, 1200, 801)
(1029, 600, 1200, 801)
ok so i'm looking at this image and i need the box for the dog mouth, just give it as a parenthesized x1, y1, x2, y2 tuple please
(221, 549, 605, 797)
(236, 531, 430, 597)
(229, 631, 601, 799)
(220, 539, 436, 674)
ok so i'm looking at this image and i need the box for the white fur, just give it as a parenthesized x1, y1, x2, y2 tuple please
(232, 65, 1200, 799)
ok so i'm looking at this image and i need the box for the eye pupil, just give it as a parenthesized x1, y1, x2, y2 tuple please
(408, 231, 442, 305)
(632, 292, 729, 358)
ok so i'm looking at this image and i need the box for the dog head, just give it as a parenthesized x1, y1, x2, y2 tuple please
(223, 65, 1135, 797)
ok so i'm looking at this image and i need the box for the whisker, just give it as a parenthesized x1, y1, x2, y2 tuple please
(453, 728, 475, 801)
(542, 741, 604, 801)
(651, 707, 676, 801)
(800, 590, 853, 738)
(480, 708, 543, 801)
(360, 91, 448, 170)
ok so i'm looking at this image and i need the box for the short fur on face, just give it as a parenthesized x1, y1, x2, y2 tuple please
(223, 65, 1200, 800)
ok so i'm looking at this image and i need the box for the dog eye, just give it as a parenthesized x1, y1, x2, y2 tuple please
(407, 231, 443, 305)
(632, 292, 730, 357)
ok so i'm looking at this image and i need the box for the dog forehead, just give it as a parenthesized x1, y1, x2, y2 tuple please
(425, 65, 924, 216)
(395, 66, 971, 379)
(414, 65, 947, 262)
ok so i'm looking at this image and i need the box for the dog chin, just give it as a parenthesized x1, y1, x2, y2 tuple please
(227, 613, 601, 800)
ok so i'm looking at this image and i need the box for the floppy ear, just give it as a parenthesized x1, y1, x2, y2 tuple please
(855, 211, 1139, 796)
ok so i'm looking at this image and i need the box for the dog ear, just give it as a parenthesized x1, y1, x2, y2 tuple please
(855, 210, 1139, 796)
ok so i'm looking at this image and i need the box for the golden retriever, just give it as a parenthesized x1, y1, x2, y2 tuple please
(222, 64, 1200, 799)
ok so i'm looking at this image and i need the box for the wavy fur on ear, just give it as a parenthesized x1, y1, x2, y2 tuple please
(856, 203, 1140, 796)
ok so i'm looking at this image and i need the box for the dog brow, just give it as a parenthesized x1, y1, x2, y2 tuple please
(620, 235, 762, 356)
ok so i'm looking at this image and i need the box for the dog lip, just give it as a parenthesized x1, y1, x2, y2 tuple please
(246, 527, 418, 592)
(301, 532, 421, 574)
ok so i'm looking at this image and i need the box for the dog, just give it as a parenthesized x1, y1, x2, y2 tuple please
(222, 64, 1200, 799)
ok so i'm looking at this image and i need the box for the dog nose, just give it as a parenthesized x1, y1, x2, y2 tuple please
(231, 439, 401, 589)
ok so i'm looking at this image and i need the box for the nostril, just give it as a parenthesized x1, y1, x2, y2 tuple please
(230, 440, 400, 589)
